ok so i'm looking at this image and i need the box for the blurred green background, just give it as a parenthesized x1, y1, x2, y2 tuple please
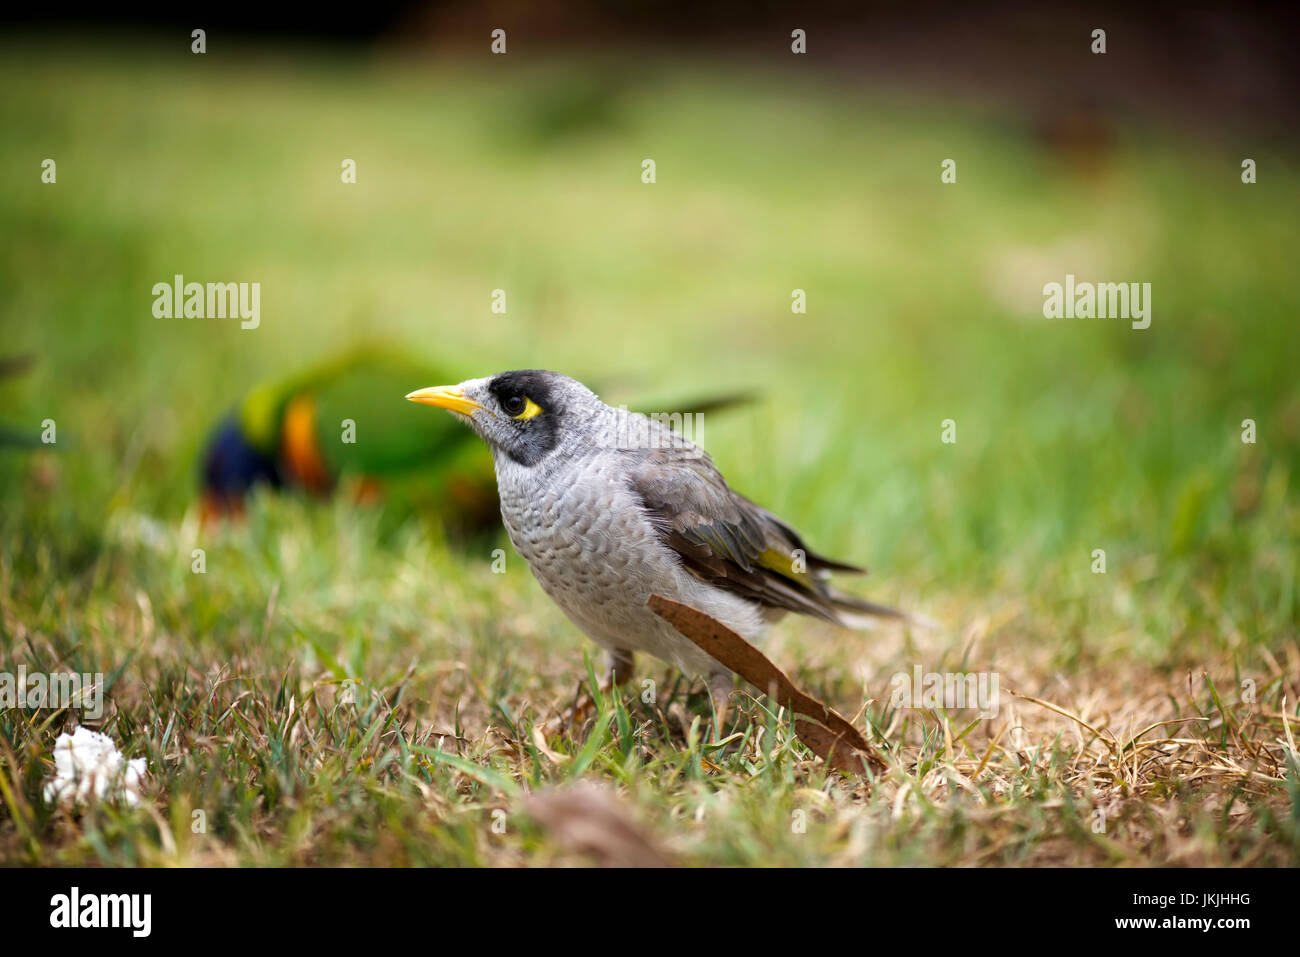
(1, 36, 1297, 671)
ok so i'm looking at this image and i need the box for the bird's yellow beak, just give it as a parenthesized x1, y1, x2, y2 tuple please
(404, 385, 483, 417)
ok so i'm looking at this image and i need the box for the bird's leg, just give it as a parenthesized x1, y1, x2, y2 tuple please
(609, 649, 635, 688)
(707, 670, 734, 742)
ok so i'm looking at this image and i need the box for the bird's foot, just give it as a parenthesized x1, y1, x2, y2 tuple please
(707, 671, 735, 743)
(662, 674, 734, 745)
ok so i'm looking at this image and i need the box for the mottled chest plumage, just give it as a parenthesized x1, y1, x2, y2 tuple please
(498, 453, 649, 610)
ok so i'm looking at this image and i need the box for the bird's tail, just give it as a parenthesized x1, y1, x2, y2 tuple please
(826, 587, 931, 630)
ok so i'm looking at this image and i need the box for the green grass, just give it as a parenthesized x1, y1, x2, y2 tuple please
(1, 36, 1297, 866)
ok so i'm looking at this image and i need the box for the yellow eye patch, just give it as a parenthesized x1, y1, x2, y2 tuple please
(513, 396, 544, 420)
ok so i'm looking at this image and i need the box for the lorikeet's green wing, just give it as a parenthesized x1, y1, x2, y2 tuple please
(233, 349, 480, 482)
(302, 353, 481, 479)
(299, 353, 501, 534)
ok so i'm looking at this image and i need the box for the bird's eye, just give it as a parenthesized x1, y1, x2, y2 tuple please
(503, 394, 543, 420)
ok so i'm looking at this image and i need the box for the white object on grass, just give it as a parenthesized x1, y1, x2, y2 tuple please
(43, 727, 147, 807)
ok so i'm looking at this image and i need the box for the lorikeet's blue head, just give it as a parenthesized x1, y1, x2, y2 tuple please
(200, 414, 281, 518)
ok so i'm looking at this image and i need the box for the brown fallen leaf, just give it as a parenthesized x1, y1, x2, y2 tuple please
(524, 783, 673, 868)
(648, 594, 887, 775)
(793, 719, 876, 775)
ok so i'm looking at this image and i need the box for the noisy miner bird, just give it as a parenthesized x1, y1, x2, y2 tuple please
(406, 370, 902, 720)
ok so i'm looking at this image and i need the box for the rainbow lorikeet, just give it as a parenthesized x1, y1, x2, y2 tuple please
(200, 350, 501, 532)
(200, 349, 750, 535)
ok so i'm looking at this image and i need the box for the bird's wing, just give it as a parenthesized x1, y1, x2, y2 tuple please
(625, 439, 900, 624)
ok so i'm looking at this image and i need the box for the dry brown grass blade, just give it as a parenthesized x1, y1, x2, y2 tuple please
(1282, 696, 1298, 761)
(1007, 689, 1117, 756)
(530, 724, 570, 765)
(972, 718, 1011, 781)
(1121, 716, 1209, 753)
(648, 594, 887, 774)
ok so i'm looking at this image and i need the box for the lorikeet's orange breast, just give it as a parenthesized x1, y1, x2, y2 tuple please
(279, 395, 333, 494)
